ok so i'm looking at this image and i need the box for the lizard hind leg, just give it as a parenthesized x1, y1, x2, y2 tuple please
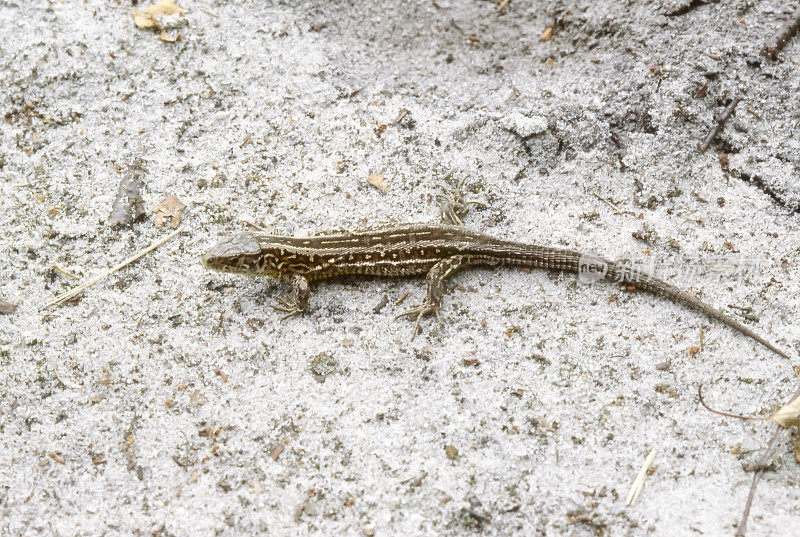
(396, 255, 471, 340)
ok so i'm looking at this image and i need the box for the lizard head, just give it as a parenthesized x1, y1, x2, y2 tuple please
(204, 232, 280, 278)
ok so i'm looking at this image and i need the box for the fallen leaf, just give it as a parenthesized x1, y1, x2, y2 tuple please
(129, 0, 186, 40)
(159, 31, 179, 43)
(109, 158, 147, 228)
(152, 196, 186, 228)
(771, 396, 800, 428)
(133, 12, 159, 29)
(49, 452, 66, 465)
(540, 27, 553, 41)
(143, 0, 186, 17)
(444, 444, 459, 460)
(367, 174, 388, 193)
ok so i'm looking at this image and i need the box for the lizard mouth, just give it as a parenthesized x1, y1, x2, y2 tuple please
(202, 250, 224, 271)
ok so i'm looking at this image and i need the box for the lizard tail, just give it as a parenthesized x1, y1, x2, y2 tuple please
(606, 262, 790, 359)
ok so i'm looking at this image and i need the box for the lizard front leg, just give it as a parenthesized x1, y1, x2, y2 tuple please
(272, 273, 310, 320)
(397, 255, 471, 339)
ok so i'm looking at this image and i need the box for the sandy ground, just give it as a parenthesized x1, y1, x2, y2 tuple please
(1, 1, 799, 535)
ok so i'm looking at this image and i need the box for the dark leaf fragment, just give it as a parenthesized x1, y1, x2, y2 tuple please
(109, 158, 147, 227)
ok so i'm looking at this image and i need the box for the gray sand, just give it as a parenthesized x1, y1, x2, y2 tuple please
(1, 1, 799, 535)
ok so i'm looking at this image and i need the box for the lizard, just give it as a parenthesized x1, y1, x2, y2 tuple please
(203, 223, 790, 358)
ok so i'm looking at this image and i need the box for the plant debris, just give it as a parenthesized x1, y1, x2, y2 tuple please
(109, 158, 147, 228)
(270, 442, 285, 461)
(366, 174, 388, 193)
(625, 447, 658, 506)
(127, 0, 187, 42)
(736, 383, 800, 537)
(763, 7, 800, 60)
(771, 395, 800, 428)
(698, 94, 741, 152)
(44, 227, 184, 308)
(152, 196, 186, 229)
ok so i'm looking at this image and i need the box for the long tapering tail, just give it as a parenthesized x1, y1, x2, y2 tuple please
(604, 260, 789, 359)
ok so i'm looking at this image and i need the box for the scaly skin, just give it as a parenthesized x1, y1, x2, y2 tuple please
(204, 224, 789, 356)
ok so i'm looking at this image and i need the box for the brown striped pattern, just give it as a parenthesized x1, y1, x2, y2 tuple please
(203, 224, 788, 358)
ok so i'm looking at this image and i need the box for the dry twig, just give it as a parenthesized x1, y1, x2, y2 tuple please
(763, 7, 800, 60)
(625, 448, 658, 506)
(699, 94, 741, 152)
(736, 385, 800, 536)
(698, 384, 767, 421)
(44, 227, 183, 308)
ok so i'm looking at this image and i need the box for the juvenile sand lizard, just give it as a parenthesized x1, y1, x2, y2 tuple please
(204, 224, 789, 358)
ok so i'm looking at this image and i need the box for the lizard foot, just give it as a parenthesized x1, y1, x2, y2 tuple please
(395, 302, 441, 340)
(271, 297, 304, 321)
